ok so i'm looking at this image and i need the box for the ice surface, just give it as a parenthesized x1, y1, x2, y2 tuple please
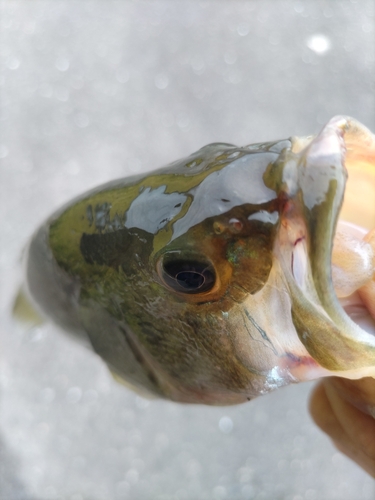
(1, 1, 374, 499)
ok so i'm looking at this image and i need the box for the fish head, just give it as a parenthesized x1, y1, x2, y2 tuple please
(26, 117, 375, 404)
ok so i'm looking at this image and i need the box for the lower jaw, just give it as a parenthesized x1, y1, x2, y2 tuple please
(282, 218, 375, 381)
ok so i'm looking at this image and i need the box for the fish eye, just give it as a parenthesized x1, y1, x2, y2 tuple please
(159, 257, 216, 294)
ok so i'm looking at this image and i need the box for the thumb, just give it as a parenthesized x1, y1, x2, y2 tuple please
(309, 377, 375, 478)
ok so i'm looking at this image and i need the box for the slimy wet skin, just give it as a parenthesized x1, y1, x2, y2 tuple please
(24, 116, 375, 405)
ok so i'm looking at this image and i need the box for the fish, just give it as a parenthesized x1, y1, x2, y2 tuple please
(21, 116, 375, 405)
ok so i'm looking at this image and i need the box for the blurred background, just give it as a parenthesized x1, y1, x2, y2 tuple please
(1, 1, 374, 499)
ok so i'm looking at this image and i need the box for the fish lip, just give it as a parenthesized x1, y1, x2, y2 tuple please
(282, 219, 375, 373)
(302, 120, 374, 338)
(282, 116, 375, 371)
(290, 221, 375, 337)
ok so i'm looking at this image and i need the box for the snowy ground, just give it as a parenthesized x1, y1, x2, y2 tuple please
(1, 1, 374, 499)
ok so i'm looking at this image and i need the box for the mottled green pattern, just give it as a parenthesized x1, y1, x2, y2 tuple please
(26, 121, 375, 404)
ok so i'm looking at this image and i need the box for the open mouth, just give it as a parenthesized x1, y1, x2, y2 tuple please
(291, 223, 375, 338)
(279, 115, 375, 373)
(333, 222, 375, 337)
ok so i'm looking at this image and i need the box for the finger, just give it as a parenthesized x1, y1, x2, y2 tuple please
(331, 436, 375, 479)
(328, 376, 375, 417)
(309, 381, 347, 442)
(309, 380, 375, 478)
(324, 379, 375, 477)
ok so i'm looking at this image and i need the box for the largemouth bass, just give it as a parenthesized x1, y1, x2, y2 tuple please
(22, 116, 375, 405)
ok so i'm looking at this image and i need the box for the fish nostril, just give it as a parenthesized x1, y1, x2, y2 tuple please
(228, 218, 243, 233)
(213, 221, 225, 234)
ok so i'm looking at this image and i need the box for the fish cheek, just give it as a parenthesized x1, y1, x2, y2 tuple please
(226, 233, 274, 298)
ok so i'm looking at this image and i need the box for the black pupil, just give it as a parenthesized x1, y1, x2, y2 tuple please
(161, 259, 215, 294)
(176, 271, 205, 290)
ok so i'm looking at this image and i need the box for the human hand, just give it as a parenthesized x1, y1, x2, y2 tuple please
(309, 377, 375, 477)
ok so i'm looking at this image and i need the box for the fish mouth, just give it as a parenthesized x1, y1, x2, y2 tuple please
(291, 225, 375, 337)
(278, 116, 375, 373)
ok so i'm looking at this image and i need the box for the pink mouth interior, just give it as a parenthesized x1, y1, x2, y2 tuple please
(339, 292, 375, 336)
(290, 220, 375, 337)
(336, 222, 375, 336)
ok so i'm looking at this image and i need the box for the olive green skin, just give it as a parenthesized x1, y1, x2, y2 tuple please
(27, 141, 286, 403)
(25, 117, 375, 404)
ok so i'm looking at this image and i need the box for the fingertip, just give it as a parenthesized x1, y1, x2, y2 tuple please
(327, 377, 375, 417)
(308, 381, 330, 429)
